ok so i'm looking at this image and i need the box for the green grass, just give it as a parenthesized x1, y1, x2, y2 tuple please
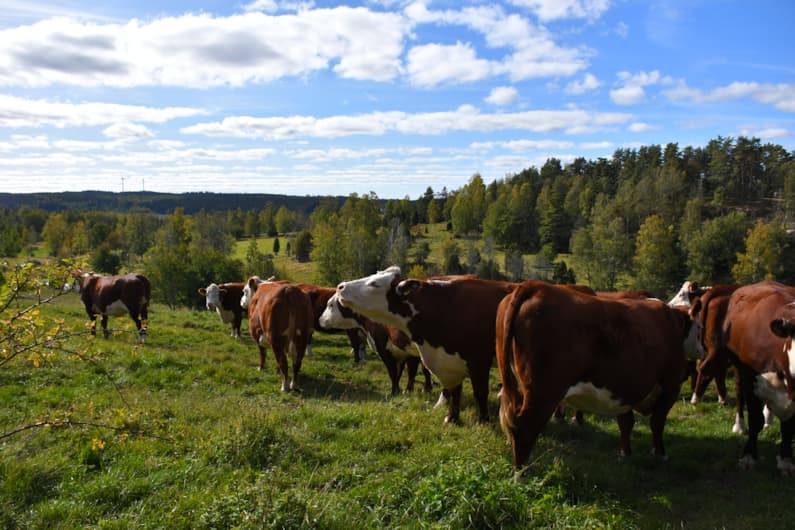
(1, 293, 792, 529)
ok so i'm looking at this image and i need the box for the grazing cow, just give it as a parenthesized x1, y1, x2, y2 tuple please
(497, 281, 700, 478)
(66, 270, 150, 342)
(240, 277, 314, 392)
(198, 282, 245, 338)
(336, 266, 517, 424)
(319, 292, 433, 396)
(722, 280, 795, 473)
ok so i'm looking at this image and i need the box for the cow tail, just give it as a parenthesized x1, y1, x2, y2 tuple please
(287, 310, 298, 361)
(498, 283, 532, 438)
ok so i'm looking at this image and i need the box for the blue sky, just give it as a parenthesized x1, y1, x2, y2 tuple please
(0, 0, 793, 199)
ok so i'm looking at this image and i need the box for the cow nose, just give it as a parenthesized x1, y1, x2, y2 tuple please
(337, 282, 345, 292)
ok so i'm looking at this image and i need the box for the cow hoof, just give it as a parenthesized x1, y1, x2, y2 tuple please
(689, 393, 699, 405)
(433, 392, 447, 409)
(443, 415, 461, 425)
(776, 456, 795, 476)
(738, 455, 757, 471)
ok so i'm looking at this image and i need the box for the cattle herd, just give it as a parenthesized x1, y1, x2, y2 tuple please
(64, 267, 795, 479)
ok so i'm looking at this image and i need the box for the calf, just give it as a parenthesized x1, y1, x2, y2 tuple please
(241, 276, 314, 392)
(497, 281, 699, 479)
(198, 282, 245, 337)
(66, 270, 150, 343)
(319, 292, 433, 396)
(336, 266, 517, 424)
(722, 280, 795, 473)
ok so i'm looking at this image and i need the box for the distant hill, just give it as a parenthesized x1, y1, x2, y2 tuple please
(0, 191, 348, 215)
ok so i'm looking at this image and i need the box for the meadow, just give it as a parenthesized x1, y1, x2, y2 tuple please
(2, 281, 793, 530)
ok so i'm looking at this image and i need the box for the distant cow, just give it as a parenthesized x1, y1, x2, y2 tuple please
(66, 270, 150, 343)
(241, 276, 314, 392)
(336, 266, 517, 424)
(198, 282, 245, 337)
(722, 280, 795, 473)
(497, 281, 699, 478)
(668, 280, 709, 307)
(319, 292, 433, 396)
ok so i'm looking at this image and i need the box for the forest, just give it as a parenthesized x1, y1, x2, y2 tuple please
(2, 135, 795, 304)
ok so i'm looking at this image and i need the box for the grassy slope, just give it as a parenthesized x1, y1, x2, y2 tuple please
(1, 289, 792, 529)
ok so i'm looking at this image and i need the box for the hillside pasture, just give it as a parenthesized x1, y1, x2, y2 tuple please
(1, 292, 792, 528)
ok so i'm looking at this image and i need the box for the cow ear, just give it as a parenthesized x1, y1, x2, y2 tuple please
(396, 279, 420, 297)
(198, 288, 207, 296)
(770, 318, 795, 338)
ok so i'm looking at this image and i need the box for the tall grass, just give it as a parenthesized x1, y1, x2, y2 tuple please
(1, 293, 791, 529)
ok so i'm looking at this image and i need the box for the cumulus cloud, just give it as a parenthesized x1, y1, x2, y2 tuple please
(508, 0, 612, 21)
(182, 105, 632, 139)
(0, 94, 204, 128)
(610, 70, 673, 106)
(485, 86, 519, 105)
(664, 80, 795, 112)
(406, 42, 492, 87)
(103, 122, 153, 140)
(565, 73, 601, 94)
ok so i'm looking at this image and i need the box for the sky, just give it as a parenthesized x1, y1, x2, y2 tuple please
(0, 0, 793, 199)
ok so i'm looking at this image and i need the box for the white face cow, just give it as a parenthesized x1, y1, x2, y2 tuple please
(318, 292, 358, 331)
(199, 283, 223, 312)
(336, 266, 409, 332)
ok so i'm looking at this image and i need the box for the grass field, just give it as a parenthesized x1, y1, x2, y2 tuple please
(2, 284, 793, 528)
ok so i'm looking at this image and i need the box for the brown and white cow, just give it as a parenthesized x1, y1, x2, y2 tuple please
(496, 281, 700, 479)
(319, 292, 433, 396)
(66, 270, 150, 343)
(198, 282, 246, 338)
(722, 280, 795, 473)
(240, 276, 314, 392)
(336, 266, 517, 424)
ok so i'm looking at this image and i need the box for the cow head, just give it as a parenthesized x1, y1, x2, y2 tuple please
(64, 270, 91, 293)
(318, 293, 359, 330)
(336, 266, 412, 330)
(240, 276, 265, 309)
(198, 283, 225, 312)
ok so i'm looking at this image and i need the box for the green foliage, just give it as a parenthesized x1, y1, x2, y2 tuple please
(732, 218, 787, 284)
(90, 244, 121, 275)
(686, 211, 749, 284)
(451, 174, 487, 235)
(0, 225, 22, 256)
(293, 229, 313, 263)
(631, 215, 683, 297)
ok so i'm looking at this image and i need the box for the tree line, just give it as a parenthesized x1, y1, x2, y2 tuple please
(2, 135, 795, 304)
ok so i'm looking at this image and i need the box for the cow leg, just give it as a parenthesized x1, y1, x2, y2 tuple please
(290, 352, 303, 392)
(649, 388, 679, 460)
(737, 366, 764, 468)
(420, 365, 433, 394)
(617, 411, 635, 457)
(777, 416, 795, 475)
(273, 348, 290, 392)
(715, 370, 728, 406)
(379, 351, 401, 396)
(88, 313, 98, 336)
(470, 366, 491, 424)
(443, 384, 463, 424)
(733, 366, 746, 434)
(101, 314, 110, 339)
(130, 305, 147, 343)
(257, 344, 267, 371)
(404, 357, 418, 393)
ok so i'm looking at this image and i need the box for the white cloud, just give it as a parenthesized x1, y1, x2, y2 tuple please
(628, 122, 656, 132)
(565, 73, 601, 94)
(610, 70, 672, 106)
(407, 42, 493, 87)
(485, 86, 519, 106)
(103, 122, 153, 140)
(182, 105, 632, 139)
(664, 80, 795, 112)
(0, 94, 204, 128)
(508, 0, 612, 21)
